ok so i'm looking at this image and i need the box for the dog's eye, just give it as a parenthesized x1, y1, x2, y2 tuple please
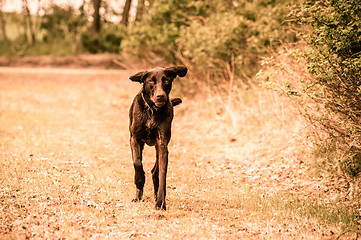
(148, 82, 154, 89)
(163, 78, 170, 85)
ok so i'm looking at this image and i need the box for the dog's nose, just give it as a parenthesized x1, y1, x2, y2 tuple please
(156, 93, 167, 101)
(155, 87, 167, 101)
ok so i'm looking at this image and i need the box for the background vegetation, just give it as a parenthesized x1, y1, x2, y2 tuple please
(0, 0, 360, 236)
(259, 0, 361, 228)
(300, 0, 361, 180)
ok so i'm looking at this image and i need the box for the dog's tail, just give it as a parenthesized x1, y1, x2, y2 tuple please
(171, 98, 182, 107)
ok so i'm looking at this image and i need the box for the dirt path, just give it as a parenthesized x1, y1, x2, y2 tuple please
(0, 68, 340, 239)
(0, 54, 123, 69)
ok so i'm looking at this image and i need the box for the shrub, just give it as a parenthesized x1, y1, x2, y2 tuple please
(41, 4, 85, 43)
(121, 0, 213, 63)
(81, 28, 123, 54)
(177, 12, 254, 80)
(259, 0, 361, 222)
(122, 0, 297, 88)
(81, 32, 102, 54)
(297, 0, 361, 179)
(262, 0, 361, 179)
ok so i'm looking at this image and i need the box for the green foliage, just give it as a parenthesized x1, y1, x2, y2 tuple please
(81, 25, 124, 54)
(15, 41, 73, 56)
(258, 0, 361, 222)
(121, 22, 180, 62)
(121, 0, 214, 63)
(177, 12, 251, 75)
(297, 0, 361, 179)
(0, 6, 124, 56)
(2, 0, 297, 62)
(2, 12, 25, 41)
(41, 4, 85, 42)
(122, 0, 298, 84)
(80, 31, 122, 54)
(0, 33, 73, 56)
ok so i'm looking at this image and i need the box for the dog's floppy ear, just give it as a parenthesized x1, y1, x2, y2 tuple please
(165, 66, 188, 78)
(129, 71, 147, 83)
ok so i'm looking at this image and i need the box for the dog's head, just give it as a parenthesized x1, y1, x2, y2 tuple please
(129, 66, 187, 108)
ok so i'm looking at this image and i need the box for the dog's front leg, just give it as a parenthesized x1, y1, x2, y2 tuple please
(130, 137, 145, 202)
(155, 141, 169, 210)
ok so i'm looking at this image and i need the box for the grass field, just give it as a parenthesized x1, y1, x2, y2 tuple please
(0, 67, 353, 239)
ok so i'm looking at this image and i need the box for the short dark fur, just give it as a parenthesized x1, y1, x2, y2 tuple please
(129, 66, 187, 210)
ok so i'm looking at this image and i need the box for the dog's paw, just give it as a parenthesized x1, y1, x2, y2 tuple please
(132, 189, 143, 202)
(155, 200, 166, 210)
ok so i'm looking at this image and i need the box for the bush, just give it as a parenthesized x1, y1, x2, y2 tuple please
(121, 0, 213, 63)
(259, 0, 361, 223)
(177, 12, 254, 79)
(263, 0, 361, 180)
(121, 23, 180, 62)
(81, 28, 123, 54)
(297, 0, 361, 179)
(81, 33, 102, 54)
(121, 0, 297, 86)
(41, 4, 85, 43)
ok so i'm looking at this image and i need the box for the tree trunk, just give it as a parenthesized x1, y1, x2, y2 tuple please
(92, 0, 101, 32)
(0, 9, 8, 43)
(135, 0, 144, 22)
(22, 0, 35, 45)
(22, 8, 28, 43)
(71, 31, 77, 55)
(33, 0, 41, 41)
(121, 0, 132, 26)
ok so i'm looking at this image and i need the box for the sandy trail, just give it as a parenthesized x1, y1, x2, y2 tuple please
(0, 67, 338, 239)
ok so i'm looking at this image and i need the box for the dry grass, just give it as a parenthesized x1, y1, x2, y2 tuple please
(0, 67, 351, 239)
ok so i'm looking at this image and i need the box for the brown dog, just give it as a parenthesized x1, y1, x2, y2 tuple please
(129, 66, 187, 210)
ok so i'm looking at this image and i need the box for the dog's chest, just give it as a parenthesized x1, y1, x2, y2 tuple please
(145, 117, 158, 131)
(140, 113, 159, 134)
(139, 117, 158, 146)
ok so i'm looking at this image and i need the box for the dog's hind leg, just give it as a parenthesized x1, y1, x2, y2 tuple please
(130, 137, 145, 202)
(151, 163, 159, 201)
(152, 146, 160, 201)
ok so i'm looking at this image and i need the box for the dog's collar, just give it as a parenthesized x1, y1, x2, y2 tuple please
(141, 92, 156, 114)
